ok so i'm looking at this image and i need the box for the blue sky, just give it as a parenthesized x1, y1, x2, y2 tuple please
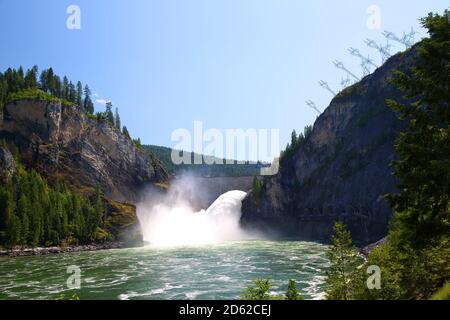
(0, 0, 448, 161)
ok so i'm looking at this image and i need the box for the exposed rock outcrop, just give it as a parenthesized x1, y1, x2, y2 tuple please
(0, 100, 167, 203)
(0, 99, 169, 246)
(105, 200, 143, 246)
(240, 47, 417, 245)
(0, 146, 16, 179)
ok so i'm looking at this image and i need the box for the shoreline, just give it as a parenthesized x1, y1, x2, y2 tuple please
(0, 241, 131, 257)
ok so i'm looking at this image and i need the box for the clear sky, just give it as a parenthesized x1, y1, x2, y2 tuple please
(0, 0, 448, 161)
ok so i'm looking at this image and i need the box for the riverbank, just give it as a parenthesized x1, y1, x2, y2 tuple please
(0, 241, 129, 257)
(360, 237, 387, 257)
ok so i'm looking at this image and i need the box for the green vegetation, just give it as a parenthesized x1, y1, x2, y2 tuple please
(385, 10, 449, 252)
(7, 88, 74, 107)
(105, 101, 115, 126)
(83, 84, 94, 114)
(133, 138, 143, 151)
(325, 11, 450, 300)
(142, 145, 268, 177)
(280, 125, 312, 161)
(241, 278, 274, 300)
(240, 278, 304, 300)
(0, 158, 108, 248)
(325, 222, 361, 300)
(0, 66, 93, 112)
(285, 279, 304, 300)
(430, 282, 450, 300)
(252, 176, 264, 198)
(0, 66, 145, 153)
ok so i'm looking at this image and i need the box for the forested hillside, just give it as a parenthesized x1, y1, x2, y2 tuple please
(143, 144, 268, 177)
(0, 67, 167, 248)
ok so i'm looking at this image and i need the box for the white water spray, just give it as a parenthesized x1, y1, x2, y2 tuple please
(137, 178, 250, 246)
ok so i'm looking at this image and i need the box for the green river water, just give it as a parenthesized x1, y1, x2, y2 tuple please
(0, 240, 329, 300)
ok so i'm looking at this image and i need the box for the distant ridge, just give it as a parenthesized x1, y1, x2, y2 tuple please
(142, 144, 269, 177)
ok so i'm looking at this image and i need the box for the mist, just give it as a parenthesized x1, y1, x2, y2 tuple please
(136, 175, 253, 247)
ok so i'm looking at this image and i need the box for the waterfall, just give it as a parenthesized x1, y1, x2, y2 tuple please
(137, 190, 248, 247)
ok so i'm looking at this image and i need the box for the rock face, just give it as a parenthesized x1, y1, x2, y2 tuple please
(105, 200, 143, 246)
(0, 100, 168, 245)
(240, 48, 416, 245)
(0, 100, 167, 203)
(0, 146, 16, 179)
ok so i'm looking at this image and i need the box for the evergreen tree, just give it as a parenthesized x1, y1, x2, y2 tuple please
(241, 279, 273, 300)
(62, 76, 69, 100)
(105, 101, 114, 126)
(0, 76, 7, 110)
(24, 66, 38, 89)
(53, 75, 62, 98)
(17, 194, 30, 245)
(0, 160, 109, 247)
(76, 81, 83, 106)
(285, 279, 303, 300)
(133, 137, 142, 149)
(45, 68, 55, 94)
(291, 130, 298, 146)
(83, 85, 94, 114)
(68, 81, 76, 103)
(114, 107, 121, 130)
(39, 69, 48, 92)
(252, 176, 263, 198)
(385, 10, 450, 248)
(4, 190, 20, 247)
(122, 126, 131, 139)
(325, 221, 360, 300)
(16, 66, 24, 90)
(93, 183, 104, 228)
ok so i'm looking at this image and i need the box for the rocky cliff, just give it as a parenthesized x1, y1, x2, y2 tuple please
(0, 99, 168, 245)
(0, 146, 16, 179)
(240, 48, 417, 245)
(0, 100, 167, 202)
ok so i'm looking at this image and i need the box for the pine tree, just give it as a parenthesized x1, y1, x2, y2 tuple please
(62, 76, 69, 100)
(16, 66, 24, 90)
(385, 10, 450, 248)
(76, 81, 83, 106)
(24, 66, 38, 89)
(325, 221, 360, 300)
(5, 190, 20, 247)
(252, 176, 263, 197)
(241, 278, 273, 300)
(0, 76, 8, 110)
(83, 85, 94, 114)
(285, 279, 303, 300)
(291, 130, 298, 146)
(122, 126, 130, 139)
(53, 75, 62, 98)
(93, 183, 104, 227)
(17, 194, 30, 245)
(46, 68, 55, 94)
(105, 101, 114, 126)
(68, 81, 76, 103)
(114, 107, 121, 130)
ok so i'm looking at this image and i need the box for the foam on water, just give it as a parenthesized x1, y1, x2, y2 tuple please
(137, 190, 249, 247)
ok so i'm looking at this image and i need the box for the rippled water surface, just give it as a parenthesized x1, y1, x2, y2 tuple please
(0, 241, 328, 300)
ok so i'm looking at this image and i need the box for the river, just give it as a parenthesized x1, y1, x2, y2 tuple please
(0, 240, 328, 300)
